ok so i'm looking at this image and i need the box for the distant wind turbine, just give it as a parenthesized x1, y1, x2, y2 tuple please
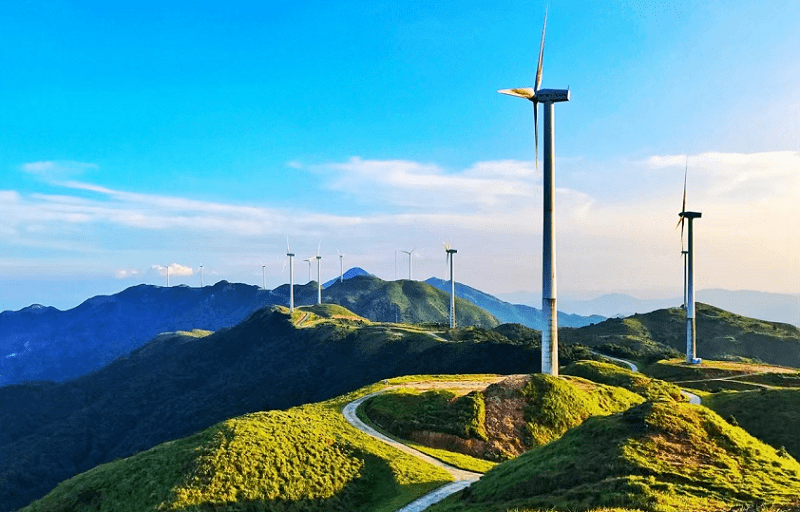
(199, 265, 204, 287)
(677, 160, 702, 364)
(444, 243, 457, 329)
(498, 8, 569, 376)
(166, 265, 170, 287)
(285, 239, 295, 312)
(260, 263, 267, 290)
(315, 243, 323, 305)
(400, 248, 416, 280)
(337, 250, 344, 283)
(303, 258, 312, 283)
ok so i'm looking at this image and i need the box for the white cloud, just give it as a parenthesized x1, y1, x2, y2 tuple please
(151, 263, 194, 277)
(115, 268, 141, 279)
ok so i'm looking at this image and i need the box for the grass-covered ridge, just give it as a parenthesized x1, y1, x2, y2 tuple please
(704, 388, 800, 462)
(562, 360, 685, 402)
(18, 381, 455, 512)
(429, 401, 800, 512)
(360, 374, 644, 462)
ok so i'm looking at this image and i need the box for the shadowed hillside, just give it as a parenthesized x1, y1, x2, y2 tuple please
(0, 306, 531, 511)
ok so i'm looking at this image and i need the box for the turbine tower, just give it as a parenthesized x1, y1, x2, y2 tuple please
(166, 265, 170, 287)
(303, 258, 312, 283)
(260, 263, 266, 290)
(677, 163, 702, 364)
(315, 245, 323, 305)
(199, 265, 204, 287)
(498, 9, 569, 376)
(286, 240, 295, 312)
(337, 250, 344, 282)
(400, 248, 416, 280)
(444, 243, 457, 329)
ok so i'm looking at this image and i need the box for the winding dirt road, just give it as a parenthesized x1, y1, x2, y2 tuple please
(342, 388, 484, 511)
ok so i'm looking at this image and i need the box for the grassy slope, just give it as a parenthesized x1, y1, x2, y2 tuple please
(704, 388, 800, 462)
(562, 360, 685, 402)
(320, 275, 499, 328)
(561, 303, 800, 367)
(430, 402, 800, 512)
(18, 381, 455, 512)
(360, 374, 644, 461)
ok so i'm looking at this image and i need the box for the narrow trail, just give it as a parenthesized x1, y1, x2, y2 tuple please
(591, 351, 701, 405)
(342, 387, 484, 512)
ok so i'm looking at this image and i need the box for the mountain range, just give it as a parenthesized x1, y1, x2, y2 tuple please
(0, 270, 598, 387)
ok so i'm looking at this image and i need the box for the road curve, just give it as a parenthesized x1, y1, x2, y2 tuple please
(342, 390, 481, 511)
(591, 351, 701, 405)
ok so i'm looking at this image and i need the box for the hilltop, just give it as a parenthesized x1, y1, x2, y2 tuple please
(1, 273, 498, 386)
(0, 305, 546, 512)
(16, 379, 456, 512)
(562, 302, 800, 367)
(429, 401, 800, 512)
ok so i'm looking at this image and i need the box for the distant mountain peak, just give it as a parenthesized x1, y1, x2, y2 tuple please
(323, 267, 374, 288)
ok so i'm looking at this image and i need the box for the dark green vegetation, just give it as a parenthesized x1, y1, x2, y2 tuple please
(320, 275, 498, 327)
(361, 374, 644, 462)
(562, 360, 685, 401)
(424, 277, 604, 329)
(1, 306, 543, 512)
(18, 382, 453, 512)
(429, 401, 800, 512)
(561, 302, 800, 367)
(704, 388, 800, 463)
(363, 388, 488, 441)
(645, 358, 800, 391)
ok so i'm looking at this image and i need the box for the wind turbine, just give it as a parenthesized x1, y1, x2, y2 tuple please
(498, 9, 569, 376)
(199, 265, 204, 287)
(400, 248, 416, 280)
(677, 160, 702, 364)
(337, 249, 344, 283)
(260, 263, 267, 290)
(166, 265, 170, 287)
(444, 243, 457, 329)
(315, 243, 323, 305)
(285, 240, 295, 312)
(303, 258, 312, 283)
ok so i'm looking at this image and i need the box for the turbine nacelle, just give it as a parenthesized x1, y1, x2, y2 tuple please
(679, 211, 702, 220)
(497, 88, 570, 103)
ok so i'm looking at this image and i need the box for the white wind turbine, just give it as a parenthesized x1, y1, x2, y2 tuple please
(677, 160, 702, 364)
(199, 265, 204, 287)
(166, 265, 170, 287)
(337, 250, 344, 283)
(284, 239, 295, 312)
(303, 258, 313, 283)
(260, 263, 267, 290)
(444, 243, 457, 329)
(315, 243, 323, 305)
(498, 9, 569, 376)
(400, 248, 416, 280)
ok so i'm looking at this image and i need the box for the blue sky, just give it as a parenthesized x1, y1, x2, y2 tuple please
(1, 0, 799, 311)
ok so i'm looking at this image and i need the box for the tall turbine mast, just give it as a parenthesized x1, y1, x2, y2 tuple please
(166, 265, 170, 287)
(286, 239, 295, 312)
(677, 161, 702, 364)
(261, 264, 266, 290)
(444, 243, 457, 329)
(315, 243, 323, 305)
(337, 250, 344, 282)
(498, 9, 569, 376)
(303, 258, 312, 283)
(400, 248, 416, 280)
(199, 265, 204, 287)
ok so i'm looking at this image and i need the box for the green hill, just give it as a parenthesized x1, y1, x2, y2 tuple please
(0, 306, 534, 511)
(429, 401, 800, 512)
(362, 374, 644, 462)
(561, 303, 800, 367)
(704, 388, 800, 462)
(317, 275, 499, 328)
(562, 360, 685, 402)
(17, 382, 453, 512)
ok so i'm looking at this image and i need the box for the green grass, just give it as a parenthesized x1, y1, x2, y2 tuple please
(704, 388, 800, 462)
(562, 360, 685, 402)
(429, 401, 800, 512)
(363, 388, 488, 441)
(18, 381, 453, 512)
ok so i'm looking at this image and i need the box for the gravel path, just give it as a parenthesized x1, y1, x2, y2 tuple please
(342, 388, 483, 511)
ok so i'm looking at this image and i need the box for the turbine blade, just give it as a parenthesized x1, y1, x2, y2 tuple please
(286, 236, 290, 253)
(498, 87, 535, 99)
(535, 8, 547, 92)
